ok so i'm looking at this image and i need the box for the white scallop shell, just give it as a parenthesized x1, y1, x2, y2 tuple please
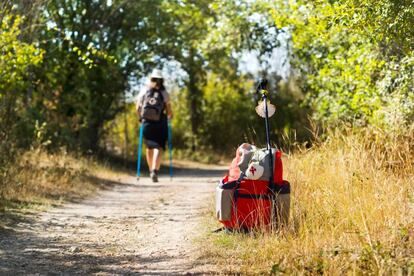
(255, 100, 276, 118)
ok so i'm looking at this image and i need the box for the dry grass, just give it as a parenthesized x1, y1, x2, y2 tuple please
(0, 148, 117, 213)
(200, 127, 414, 275)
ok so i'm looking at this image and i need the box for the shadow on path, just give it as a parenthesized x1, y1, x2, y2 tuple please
(0, 230, 208, 275)
(0, 164, 226, 275)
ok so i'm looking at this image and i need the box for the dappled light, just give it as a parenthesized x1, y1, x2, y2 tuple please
(1, 0, 413, 274)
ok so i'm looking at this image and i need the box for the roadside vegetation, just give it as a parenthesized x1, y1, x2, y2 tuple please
(202, 128, 414, 274)
(1, 149, 101, 212)
(199, 1, 414, 274)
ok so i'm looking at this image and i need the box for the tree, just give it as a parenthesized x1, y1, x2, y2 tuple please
(0, 15, 44, 176)
(270, 0, 414, 128)
(149, 0, 285, 149)
(16, 0, 171, 151)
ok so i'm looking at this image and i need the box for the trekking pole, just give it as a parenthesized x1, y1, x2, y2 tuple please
(257, 79, 278, 230)
(136, 121, 144, 181)
(167, 119, 173, 181)
(257, 79, 275, 189)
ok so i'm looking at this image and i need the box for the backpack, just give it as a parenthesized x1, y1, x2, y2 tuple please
(140, 88, 165, 122)
(216, 143, 290, 230)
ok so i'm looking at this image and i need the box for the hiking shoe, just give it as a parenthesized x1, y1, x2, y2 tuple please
(150, 170, 158, 182)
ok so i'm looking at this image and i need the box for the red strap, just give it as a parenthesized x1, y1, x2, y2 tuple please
(273, 150, 283, 184)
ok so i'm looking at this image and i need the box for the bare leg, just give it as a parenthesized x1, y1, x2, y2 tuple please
(153, 148, 163, 171)
(146, 148, 154, 172)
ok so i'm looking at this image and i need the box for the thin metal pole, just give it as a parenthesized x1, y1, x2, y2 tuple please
(168, 120, 173, 181)
(136, 122, 144, 180)
(262, 92, 274, 190)
(263, 95, 271, 150)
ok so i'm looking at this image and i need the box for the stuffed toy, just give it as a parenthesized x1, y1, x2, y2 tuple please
(237, 143, 277, 181)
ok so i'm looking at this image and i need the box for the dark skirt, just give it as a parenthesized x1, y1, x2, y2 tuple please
(142, 116, 168, 150)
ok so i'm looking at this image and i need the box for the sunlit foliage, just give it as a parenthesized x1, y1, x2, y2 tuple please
(270, 0, 414, 128)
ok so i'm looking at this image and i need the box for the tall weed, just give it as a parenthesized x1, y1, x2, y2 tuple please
(203, 127, 414, 274)
(0, 147, 109, 212)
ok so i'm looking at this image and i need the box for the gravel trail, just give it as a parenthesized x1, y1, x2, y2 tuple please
(0, 163, 225, 275)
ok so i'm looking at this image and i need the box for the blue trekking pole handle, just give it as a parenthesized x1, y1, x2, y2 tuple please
(167, 120, 173, 180)
(136, 122, 144, 180)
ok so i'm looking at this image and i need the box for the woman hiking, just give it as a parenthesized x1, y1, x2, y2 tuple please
(136, 69, 173, 182)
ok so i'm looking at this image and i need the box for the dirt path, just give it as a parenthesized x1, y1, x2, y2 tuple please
(0, 163, 226, 275)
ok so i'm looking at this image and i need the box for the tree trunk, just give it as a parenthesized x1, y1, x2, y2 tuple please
(80, 121, 100, 153)
(123, 94, 130, 160)
(188, 73, 200, 136)
(186, 47, 203, 138)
